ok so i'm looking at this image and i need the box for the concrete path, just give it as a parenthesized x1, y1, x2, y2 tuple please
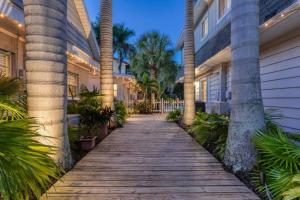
(43, 114, 260, 200)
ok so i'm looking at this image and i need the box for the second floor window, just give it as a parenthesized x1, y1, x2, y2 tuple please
(202, 17, 208, 38)
(219, 0, 231, 19)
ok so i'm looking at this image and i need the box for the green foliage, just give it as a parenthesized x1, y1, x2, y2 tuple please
(137, 72, 159, 100)
(114, 100, 128, 127)
(166, 109, 182, 123)
(79, 85, 102, 109)
(252, 127, 300, 199)
(172, 82, 184, 99)
(79, 106, 114, 138)
(189, 112, 229, 159)
(0, 74, 61, 200)
(133, 101, 152, 114)
(67, 103, 79, 114)
(283, 174, 300, 200)
(130, 31, 178, 99)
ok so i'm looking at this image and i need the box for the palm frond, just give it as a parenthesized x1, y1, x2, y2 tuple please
(0, 119, 62, 200)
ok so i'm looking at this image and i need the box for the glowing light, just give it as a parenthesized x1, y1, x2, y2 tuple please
(18, 23, 22, 27)
(281, 13, 285, 17)
(0, 13, 4, 18)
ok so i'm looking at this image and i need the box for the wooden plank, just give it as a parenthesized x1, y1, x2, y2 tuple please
(42, 114, 260, 200)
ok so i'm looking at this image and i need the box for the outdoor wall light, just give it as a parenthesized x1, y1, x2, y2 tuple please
(0, 13, 4, 18)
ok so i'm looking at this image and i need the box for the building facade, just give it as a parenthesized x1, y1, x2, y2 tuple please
(0, 0, 135, 105)
(177, 0, 300, 133)
(113, 58, 137, 105)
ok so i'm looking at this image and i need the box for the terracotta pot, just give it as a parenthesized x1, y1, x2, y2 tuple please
(100, 124, 108, 138)
(79, 136, 97, 151)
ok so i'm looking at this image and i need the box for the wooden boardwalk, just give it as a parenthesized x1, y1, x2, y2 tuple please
(43, 114, 260, 200)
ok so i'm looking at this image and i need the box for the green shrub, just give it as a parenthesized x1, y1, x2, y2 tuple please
(189, 112, 229, 159)
(134, 101, 152, 114)
(252, 127, 300, 200)
(0, 74, 62, 200)
(166, 109, 182, 123)
(114, 100, 128, 126)
(67, 103, 79, 114)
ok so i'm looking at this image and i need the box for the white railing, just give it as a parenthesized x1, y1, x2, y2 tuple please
(151, 99, 185, 113)
(128, 99, 184, 114)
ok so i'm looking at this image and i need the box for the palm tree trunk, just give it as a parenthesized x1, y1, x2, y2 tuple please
(23, 0, 72, 169)
(100, 0, 114, 108)
(183, 0, 196, 125)
(224, 0, 265, 173)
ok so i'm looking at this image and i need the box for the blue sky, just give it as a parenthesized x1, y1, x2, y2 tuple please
(84, 0, 184, 63)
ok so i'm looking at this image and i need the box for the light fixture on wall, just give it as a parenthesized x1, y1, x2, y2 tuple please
(18, 23, 22, 28)
(0, 13, 4, 18)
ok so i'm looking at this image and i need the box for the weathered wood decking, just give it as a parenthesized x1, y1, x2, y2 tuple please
(43, 114, 260, 200)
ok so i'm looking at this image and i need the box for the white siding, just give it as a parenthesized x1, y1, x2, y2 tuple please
(194, 0, 231, 52)
(260, 35, 300, 132)
(207, 72, 220, 102)
(226, 65, 231, 93)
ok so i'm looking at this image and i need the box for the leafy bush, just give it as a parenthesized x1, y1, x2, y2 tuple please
(134, 101, 152, 114)
(114, 100, 128, 127)
(166, 109, 182, 123)
(0, 74, 61, 200)
(67, 103, 79, 114)
(283, 174, 300, 200)
(252, 127, 300, 200)
(189, 112, 229, 159)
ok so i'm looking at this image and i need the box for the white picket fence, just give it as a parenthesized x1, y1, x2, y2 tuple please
(152, 99, 184, 113)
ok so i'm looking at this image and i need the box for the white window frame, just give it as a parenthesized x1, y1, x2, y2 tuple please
(201, 15, 208, 40)
(218, 0, 231, 23)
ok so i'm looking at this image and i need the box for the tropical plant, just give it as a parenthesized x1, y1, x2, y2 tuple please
(79, 85, 102, 109)
(131, 31, 178, 101)
(79, 105, 103, 138)
(189, 112, 229, 159)
(252, 127, 300, 199)
(114, 100, 128, 127)
(0, 74, 62, 200)
(137, 72, 159, 101)
(113, 23, 135, 73)
(283, 174, 300, 200)
(166, 109, 182, 123)
(133, 101, 152, 114)
(93, 19, 135, 74)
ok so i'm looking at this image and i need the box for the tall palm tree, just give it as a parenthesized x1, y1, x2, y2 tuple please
(131, 31, 176, 102)
(224, 0, 265, 173)
(100, 0, 114, 108)
(183, 0, 196, 125)
(23, 0, 72, 169)
(113, 23, 135, 73)
(93, 22, 135, 74)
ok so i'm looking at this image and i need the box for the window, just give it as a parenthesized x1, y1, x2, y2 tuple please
(0, 50, 11, 77)
(201, 79, 207, 102)
(68, 72, 79, 97)
(114, 84, 118, 97)
(219, 0, 231, 19)
(201, 17, 208, 38)
(195, 81, 200, 101)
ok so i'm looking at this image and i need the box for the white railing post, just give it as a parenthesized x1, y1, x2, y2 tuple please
(161, 98, 164, 114)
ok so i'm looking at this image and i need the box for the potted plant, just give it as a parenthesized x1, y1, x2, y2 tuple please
(78, 105, 102, 151)
(99, 106, 114, 139)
